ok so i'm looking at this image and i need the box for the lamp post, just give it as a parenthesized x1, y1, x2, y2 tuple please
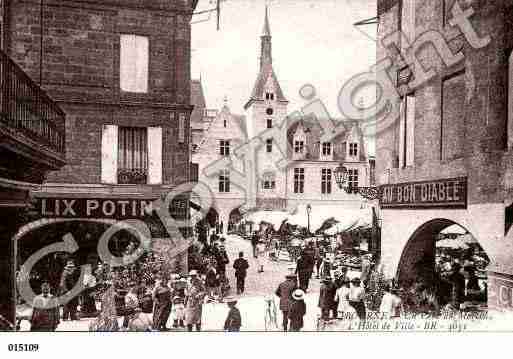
(333, 164, 380, 200)
(306, 204, 312, 235)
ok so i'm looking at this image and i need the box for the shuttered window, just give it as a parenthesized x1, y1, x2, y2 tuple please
(120, 35, 149, 93)
(118, 127, 148, 184)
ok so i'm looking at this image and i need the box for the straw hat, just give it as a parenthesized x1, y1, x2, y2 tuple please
(224, 296, 238, 304)
(292, 289, 305, 300)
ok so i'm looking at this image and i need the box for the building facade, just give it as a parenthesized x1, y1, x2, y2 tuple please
(193, 8, 371, 233)
(0, 0, 67, 326)
(376, 0, 513, 310)
(6, 0, 199, 276)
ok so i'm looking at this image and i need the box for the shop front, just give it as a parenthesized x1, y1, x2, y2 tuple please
(379, 177, 509, 311)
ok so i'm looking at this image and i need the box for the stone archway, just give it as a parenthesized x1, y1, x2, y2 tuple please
(396, 218, 490, 308)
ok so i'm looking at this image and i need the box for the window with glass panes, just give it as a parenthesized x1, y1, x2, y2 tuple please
(322, 142, 332, 156)
(266, 119, 273, 128)
(348, 169, 359, 189)
(262, 173, 276, 190)
(294, 140, 304, 153)
(266, 139, 273, 153)
(349, 143, 358, 156)
(219, 140, 230, 156)
(321, 169, 332, 194)
(219, 170, 230, 192)
(294, 168, 305, 193)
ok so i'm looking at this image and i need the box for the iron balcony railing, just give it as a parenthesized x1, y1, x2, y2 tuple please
(0, 50, 65, 155)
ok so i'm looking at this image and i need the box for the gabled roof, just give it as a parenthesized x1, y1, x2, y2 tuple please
(244, 64, 287, 110)
(190, 79, 206, 127)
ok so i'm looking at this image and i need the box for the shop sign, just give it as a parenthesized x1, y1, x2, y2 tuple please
(37, 198, 160, 219)
(488, 273, 513, 310)
(380, 177, 467, 209)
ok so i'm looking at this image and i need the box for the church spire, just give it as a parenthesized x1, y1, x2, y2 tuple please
(260, 6, 272, 70)
(262, 5, 271, 37)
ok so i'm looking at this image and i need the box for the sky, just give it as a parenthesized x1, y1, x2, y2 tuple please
(191, 0, 377, 152)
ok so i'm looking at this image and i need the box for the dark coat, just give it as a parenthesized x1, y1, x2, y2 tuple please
(302, 248, 316, 271)
(275, 278, 297, 312)
(216, 251, 229, 274)
(288, 299, 306, 330)
(251, 234, 259, 247)
(224, 306, 241, 331)
(296, 257, 310, 276)
(318, 281, 337, 309)
(205, 268, 218, 287)
(233, 258, 249, 278)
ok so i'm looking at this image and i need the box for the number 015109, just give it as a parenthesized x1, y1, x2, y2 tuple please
(8, 344, 39, 352)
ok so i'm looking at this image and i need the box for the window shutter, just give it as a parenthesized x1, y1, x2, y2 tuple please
(398, 99, 406, 168)
(148, 127, 163, 184)
(120, 35, 148, 93)
(406, 95, 415, 166)
(101, 125, 118, 184)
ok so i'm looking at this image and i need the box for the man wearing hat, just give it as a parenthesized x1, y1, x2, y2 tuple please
(288, 289, 306, 331)
(185, 270, 206, 331)
(60, 260, 79, 321)
(275, 273, 298, 331)
(318, 276, 336, 320)
(223, 296, 241, 332)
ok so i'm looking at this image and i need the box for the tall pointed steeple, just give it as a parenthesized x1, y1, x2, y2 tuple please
(260, 6, 272, 70)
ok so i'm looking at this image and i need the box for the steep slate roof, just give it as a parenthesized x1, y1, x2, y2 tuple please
(190, 79, 206, 129)
(244, 64, 288, 110)
(286, 116, 367, 161)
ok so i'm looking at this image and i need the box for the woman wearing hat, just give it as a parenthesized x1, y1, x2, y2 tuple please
(185, 270, 206, 331)
(348, 277, 366, 320)
(288, 289, 307, 331)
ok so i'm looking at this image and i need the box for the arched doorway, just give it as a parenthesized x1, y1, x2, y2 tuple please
(228, 207, 242, 233)
(397, 219, 489, 312)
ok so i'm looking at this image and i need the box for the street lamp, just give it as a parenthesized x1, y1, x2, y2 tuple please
(306, 204, 312, 235)
(333, 164, 380, 200)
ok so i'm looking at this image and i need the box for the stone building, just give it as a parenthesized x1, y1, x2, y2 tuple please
(376, 0, 513, 310)
(5, 0, 199, 278)
(192, 7, 371, 234)
(0, 0, 67, 327)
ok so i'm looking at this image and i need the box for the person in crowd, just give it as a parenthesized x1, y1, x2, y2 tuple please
(127, 306, 153, 332)
(89, 285, 118, 332)
(216, 245, 230, 277)
(31, 282, 60, 331)
(139, 280, 154, 314)
(318, 276, 337, 320)
(233, 251, 249, 295)
(449, 262, 466, 309)
(288, 289, 307, 331)
(251, 231, 259, 258)
(81, 265, 98, 317)
(256, 240, 267, 273)
(60, 260, 79, 321)
(360, 254, 373, 287)
(348, 277, 366, 320)
(122, 282, 139, 330)
(275, 273, 298, 331)
(302, 242, 316, 276)
(464, 263, 481, 302)
(171, 295, 186, 328)
(296, 254, 312, 292)
(205, 262, 219, 300)
(379, 283, 403, 319)
(185, 270, 206, 331)
(320, 254, 332, 280)
(334, 278, 355, 316)
(152, 277, 172, 331)
(314, 244, 325, 279)
(223, 296, 242, 332)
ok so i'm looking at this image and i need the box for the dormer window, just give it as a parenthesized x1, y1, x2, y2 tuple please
(349, 143, 358, 157)
(223, 119, 227, 128)
(265, 92, 275, 100)
(266, 108, 274, 116)
(294, 140, 304, 153)
(266, 119, 273, 128)
(322, 142, 332, 156)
